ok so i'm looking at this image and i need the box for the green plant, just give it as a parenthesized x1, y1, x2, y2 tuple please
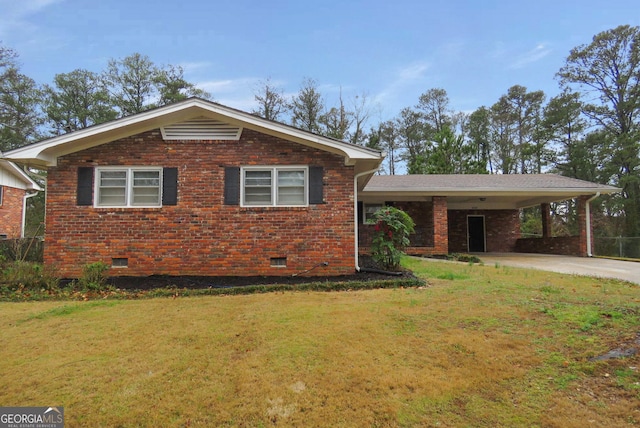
(0, 261, 59, 291)
(79, 262, 110, 290)
(369, 206, 415, 270)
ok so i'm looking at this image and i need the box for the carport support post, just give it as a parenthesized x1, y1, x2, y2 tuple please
(541, 203, 551, 238)
(433, 196, 449, 255)
(577, 195, 596, 257)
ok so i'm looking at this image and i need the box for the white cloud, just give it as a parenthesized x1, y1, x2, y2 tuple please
(0, 0, 63, 38)
(195, 77, 262, 111)
(509, 43, 551, 69)
(398, 62, 431, 81)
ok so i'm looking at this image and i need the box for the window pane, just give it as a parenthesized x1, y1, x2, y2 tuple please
(277, 170, 305, 186)
(133, 170, 160, 187)
(244, 170, 273, 205)
(278, 187, 305, 204)
(100, 170, 126, 187)
(99, 187, 126, 205)
(98, 170, 127, 205)
(364, 204, 383, 222)
(131, 171, 160, 206)
(277, 170, 305, 205)
(245, 170, 272, 186)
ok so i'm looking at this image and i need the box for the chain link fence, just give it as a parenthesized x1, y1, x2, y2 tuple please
(594, 237, 640, 259)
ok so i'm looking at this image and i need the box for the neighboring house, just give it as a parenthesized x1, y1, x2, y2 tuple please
(3, 98, 619, 277)
(0, 160, 42, 239)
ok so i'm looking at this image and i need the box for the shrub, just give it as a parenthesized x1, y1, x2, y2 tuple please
(79, 262, 110, 290)
(369, 206, 415, 271)
(0, 261, 59, 291)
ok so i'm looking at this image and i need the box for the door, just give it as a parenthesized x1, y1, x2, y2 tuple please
(467, 215, 486, 252)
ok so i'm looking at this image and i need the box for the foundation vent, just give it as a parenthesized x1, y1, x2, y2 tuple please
(270, 257, 287, 267)
(161, 117, 242, 141)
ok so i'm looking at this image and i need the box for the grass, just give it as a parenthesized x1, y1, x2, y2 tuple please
(1, 256, 639, 427)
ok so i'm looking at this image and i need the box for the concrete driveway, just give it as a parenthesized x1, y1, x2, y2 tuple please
(476, 253, 640, 285)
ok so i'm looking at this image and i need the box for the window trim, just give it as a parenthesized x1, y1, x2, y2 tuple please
(363, 203, 384, 223)
(94, 167, 163, 208)
(240, 166, 309, 207)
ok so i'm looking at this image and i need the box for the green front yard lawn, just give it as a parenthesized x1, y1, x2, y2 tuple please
(1, 257, 639, 426)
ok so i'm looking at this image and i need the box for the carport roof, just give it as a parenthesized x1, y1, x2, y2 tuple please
(361, 174, 620, 209)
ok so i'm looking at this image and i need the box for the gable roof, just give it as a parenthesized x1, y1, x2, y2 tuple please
(2, 98, 384, 174)
(0, 160, 42, 191)
(362, 174, 620, 209)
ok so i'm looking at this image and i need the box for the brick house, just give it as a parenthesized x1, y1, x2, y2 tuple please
(4, 99, 381, 277)
(3, 98, 618, 277)
(0, 160, 42, 239)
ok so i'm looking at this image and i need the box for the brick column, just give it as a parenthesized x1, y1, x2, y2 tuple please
(432, 196, 449, 255)
(541, 202, 552, 238)
(576, 195, 592, 257)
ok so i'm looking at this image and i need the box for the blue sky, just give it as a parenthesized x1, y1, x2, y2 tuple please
(1, 0, 638, 123)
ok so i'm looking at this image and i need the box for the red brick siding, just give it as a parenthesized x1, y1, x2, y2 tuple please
(515, 236, 582, 255)
(45, 129, 356, 277)
(359, 201, 435, 248)
(0, 186, 25, 238)
(448, 209, 521, 253)
(516, 195, 592, 257)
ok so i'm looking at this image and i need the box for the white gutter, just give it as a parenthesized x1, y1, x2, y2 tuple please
(585, 192, 600, 257)
(354, 167, 380, 272)
(22, 191, 39, 238)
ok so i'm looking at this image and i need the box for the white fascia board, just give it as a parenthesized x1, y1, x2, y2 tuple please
(362, 187, 620, 196)
(4, 98, 382, 166)
(205, 103, 382, 162)
(0, 160, 43, 191)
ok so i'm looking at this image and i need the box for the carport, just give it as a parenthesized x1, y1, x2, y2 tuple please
(358, 174, 620, 257)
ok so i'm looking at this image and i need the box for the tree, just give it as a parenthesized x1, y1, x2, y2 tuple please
(488, 85, 545, 174)
(415, 126, 487, 174)
(416, 88, 452, 137)
(320, 90, 352, 140)
(379, 120, 401, 175)
(103, 53, 158, 116)
(290, 77, 324, 133)
(541, 90, 589, 178)
(154, 64, 210, 107)
(557, 25, 640, 236)
(42, 69, 117, 134)
(252, 78, 288, 122)
(467, 107, 493, 173)
(349, 92, 375, 145)
(0, 48, 43, 150)
(395, 107, 427, 174)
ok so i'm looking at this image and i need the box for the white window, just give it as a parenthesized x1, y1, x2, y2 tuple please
(242, 167, 307, 207)
(364, 203, 384, 223)
(96, 167, 162, 207)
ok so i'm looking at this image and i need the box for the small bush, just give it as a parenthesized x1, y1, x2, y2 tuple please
(369, 207, 415, 271)
(0, 261, 59, 291)
(79, 262, 110, 290)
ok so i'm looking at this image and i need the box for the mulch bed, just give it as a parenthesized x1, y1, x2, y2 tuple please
(104, 256, 416, 291)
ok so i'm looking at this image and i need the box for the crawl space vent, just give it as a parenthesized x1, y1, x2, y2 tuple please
(161, 117, 242, 140)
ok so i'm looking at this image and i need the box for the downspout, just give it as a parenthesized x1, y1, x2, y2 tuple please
(585, 192, 600, 257)
(22, 191, 39, 238)
(354, 167, 380, 272)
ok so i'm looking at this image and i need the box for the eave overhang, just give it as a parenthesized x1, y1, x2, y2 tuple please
(3, 98, 383, 170)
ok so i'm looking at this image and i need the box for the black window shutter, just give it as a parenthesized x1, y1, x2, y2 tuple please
(357, 201, 364, 224)
(309, 166, 324, 204)
(77, 167, 94, 206)
(162, 167, 178, 205)
(224, 167, 240, 205)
